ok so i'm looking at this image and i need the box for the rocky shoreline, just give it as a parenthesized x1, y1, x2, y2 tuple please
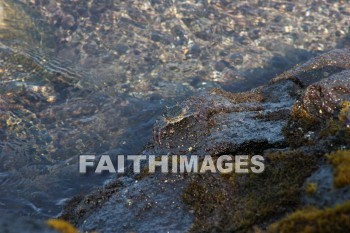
(1, 0, 350, 232)
(1, 48, 350, 233)
(54, 49, 350, 232)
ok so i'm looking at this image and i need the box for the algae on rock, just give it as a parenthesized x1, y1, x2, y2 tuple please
(267, 201, 350, 233)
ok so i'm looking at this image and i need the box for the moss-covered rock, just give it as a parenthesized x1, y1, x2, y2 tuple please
(284, 72, 350, 148)
(57, 49, 350, 232)
(267, 201, 350, 233)
(182, 151, 320, 232)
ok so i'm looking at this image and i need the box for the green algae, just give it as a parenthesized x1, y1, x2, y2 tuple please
(305, 182, 318, 196)
(327, 150, 350, 188)
(267, 201, 350, 233)
(283, 103, 320, 147)
(319, 101, 350, 146)
(285, 100, 350, 148)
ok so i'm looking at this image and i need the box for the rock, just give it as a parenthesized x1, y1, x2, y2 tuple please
(151, 49, 350, 156)
(284, 69, 350, 147)
(2, 0, 350, 230)
(152, 80, 298, 156)
(271, 49, 350, 87)
(62, 174, 193, 233)
(302, 165, 350, 208)
(295, 70, 350, 120)
(61, 49, 350, 232)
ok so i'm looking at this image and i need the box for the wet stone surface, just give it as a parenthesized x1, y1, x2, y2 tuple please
(60, 49, 350, 232)
(78, 174, 193, 233)
(302, 165, 350, 208)
(151, 81, 297, 155)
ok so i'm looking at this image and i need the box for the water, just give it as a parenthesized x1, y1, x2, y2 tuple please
(0, 0, 349, 218)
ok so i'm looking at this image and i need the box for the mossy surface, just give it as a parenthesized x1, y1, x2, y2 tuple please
(290, 103, 319, 126)
(46, 219, 79, 233)
(285, 100, 350, 148)
(182, 151, 319, 232)
(305, 182, 317, 196)
(319, 101, 350, 144)
(267, 201, 350, 233)
(338, 101, 350, 123)
(283, 103, 319, 147)
(327, 150, 350, 188)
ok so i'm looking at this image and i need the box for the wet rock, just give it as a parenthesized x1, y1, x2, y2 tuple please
(302, 165, 350, 208)
(283, 69, 350, 147)
(151, 79, 299, 156)
(271, 49, 350, 87)
(263, 49, 350, 148)
(60, 179, 122, 225)
(4, 0, 350, 229)
(214, 60, 232, 72)
(297, 70, 350, 120)
(62, 49, 350, 232)
(60, 14, 75, 30)
(229, 53, 244, 65)
(62, 174, 193, 233)
(181, 150, 320, 233)
(150, 48, 350, 157)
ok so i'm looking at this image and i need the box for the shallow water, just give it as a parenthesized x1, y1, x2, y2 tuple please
(0, 0, 349, 218)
